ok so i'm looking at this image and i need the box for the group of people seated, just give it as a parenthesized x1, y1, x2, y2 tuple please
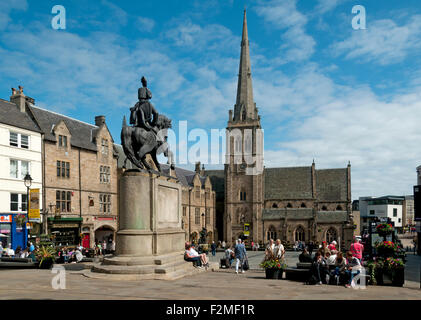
(57, 246, 83, 263)
(184, 242, 209, 269)
(304, 240, 363, 288)
(0, 242, 36, 260)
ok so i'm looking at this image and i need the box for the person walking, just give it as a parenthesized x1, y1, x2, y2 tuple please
(350, 237, 364, 263)
(234, 239, 247, 274)
(211, 241, 216, 256)
(102, 240, 107, 255)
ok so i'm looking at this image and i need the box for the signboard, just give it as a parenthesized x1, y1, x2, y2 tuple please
(28, 188, 40, 220)
(244, 223, 250, 237)
(52, 224, 79, 228)
(0, 215, 12, 223)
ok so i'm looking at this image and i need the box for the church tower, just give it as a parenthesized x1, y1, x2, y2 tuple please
(224, 10, 264, 245)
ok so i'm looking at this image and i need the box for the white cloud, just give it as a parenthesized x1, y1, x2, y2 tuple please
(256, 63, 421, 198)
(255, 0, 315, 63)
(136, 17, 155, 33)
(331, 15, 421, 65)
(0, 0, 27, 30)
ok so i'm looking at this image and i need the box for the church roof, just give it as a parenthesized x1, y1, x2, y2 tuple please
(262, 208, 348, 222)
(316, 168, 348, 201)
(264, 166, 313, 200)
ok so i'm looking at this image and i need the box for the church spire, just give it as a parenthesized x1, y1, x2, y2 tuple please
(234, 9, 256, 122)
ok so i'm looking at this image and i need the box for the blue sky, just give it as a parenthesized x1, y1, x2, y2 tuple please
(1, 0, 421, 199)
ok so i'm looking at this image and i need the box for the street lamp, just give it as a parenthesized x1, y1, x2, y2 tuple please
(23, 173, 32, 245)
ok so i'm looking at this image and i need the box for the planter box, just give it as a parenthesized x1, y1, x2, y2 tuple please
(265, 268, 285, 279)
(374, 267, 404, 287)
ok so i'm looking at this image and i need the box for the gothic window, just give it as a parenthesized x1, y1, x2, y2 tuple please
(267, 226, 276, 241)
(272, 203, 278, 208)
(286, 203, 292, 208)
(301, 203, 306, 208)
(235, 137, 242, 153)
(322, 205, 328, 211)
(242, 109, 246, 121)
(245, 135, 252, 154)
(336, 205, 343, 211)
(295, 226, 305, 242)
(239, 189, 246, 201)
(326, 228, 337, 243)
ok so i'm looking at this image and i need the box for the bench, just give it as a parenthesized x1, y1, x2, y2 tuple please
(1, 257, 34, 263)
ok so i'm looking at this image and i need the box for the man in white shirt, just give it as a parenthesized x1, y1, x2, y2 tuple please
(274, 239, 285, 259)
(326, 250, 337, 265)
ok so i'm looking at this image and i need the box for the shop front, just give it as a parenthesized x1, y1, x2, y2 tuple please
(48, 217, 82, 248)
(0, 214, 28, 250)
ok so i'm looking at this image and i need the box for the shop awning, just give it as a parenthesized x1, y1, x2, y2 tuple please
(48, 217, 83, 222)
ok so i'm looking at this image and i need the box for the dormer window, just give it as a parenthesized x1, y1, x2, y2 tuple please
(58, 135, 67, 148)
(101, 138, 109, 155)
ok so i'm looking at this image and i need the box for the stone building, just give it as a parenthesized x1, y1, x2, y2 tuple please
(206, 10, 354, 249)
(114, 145, 217, 243)
(23, 98, 119, 248)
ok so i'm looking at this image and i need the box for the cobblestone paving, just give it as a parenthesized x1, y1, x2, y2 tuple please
(0, 251, 419, 300)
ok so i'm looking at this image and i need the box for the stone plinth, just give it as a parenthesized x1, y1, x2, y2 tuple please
(92, 170, 192, 279)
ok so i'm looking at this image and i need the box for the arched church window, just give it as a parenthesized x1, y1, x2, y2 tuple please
(267, 226, 276, 241)
(242, 109, 246, 121)
(301, 203, 306, 208)
(322, 206, 327, 211)
(245, 136, 252, 154)
(336, 205, 343, 211)
(272, 203, 278, 208)
(239, 189, 246, 202)
(286, 203, 292, 208)
(326, 228, 337, 243)
(295, 226, 305, 242)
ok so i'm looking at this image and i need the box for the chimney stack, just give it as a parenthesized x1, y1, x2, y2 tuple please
(95, 115, 106, 127)
(195, 162, 201, 174)
(10, 86, 26, 113)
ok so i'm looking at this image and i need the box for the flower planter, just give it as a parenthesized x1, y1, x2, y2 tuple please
(265, 268, 275, 279)
(391, 268, 404, 287)
(265, 268, 284, 279)
(38, 258, 54, 269)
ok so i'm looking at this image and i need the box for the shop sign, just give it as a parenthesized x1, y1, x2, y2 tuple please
(98, 217, 114, 221)
(0, 215, 12, 223)
(29, 189, 40, 219)
(52, 223, 79, 228)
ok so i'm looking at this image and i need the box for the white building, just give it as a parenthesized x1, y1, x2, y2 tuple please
(0, 88, 43, 248)
(359, 196, 404, 232)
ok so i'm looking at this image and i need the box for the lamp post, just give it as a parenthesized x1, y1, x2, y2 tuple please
(24, 173, 32, 245)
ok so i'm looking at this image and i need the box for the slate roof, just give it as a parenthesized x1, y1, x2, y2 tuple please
(0, 99, 42, 133)
(316, 169, 348, 201)
(264, 166, 313, 200)
(262, 208, 314, 220)
(262, 208, 348, 222)
(28, 105, 106, 152)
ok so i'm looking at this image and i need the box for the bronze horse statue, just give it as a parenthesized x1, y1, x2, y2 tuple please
(121, 114, 173, 172)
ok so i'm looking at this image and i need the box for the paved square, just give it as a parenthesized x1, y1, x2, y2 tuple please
(1, 252, 419, 300)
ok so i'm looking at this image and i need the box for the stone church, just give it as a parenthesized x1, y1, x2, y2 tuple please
(206, 11, 354, 250)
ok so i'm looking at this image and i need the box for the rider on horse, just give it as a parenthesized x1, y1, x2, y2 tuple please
(130, 76, 159, 135)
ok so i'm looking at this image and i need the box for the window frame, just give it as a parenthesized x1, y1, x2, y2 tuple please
(10, 193, 27, 212)
(9, 131, 29, 149)
(10, 159, 30, 179)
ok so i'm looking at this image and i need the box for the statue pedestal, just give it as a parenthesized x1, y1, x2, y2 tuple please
(91, 170, 194, 280)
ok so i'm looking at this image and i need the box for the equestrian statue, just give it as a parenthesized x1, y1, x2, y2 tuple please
(121, 76, 175, 172)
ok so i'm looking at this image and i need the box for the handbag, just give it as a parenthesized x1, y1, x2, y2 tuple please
(242, 257, 249, 271)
